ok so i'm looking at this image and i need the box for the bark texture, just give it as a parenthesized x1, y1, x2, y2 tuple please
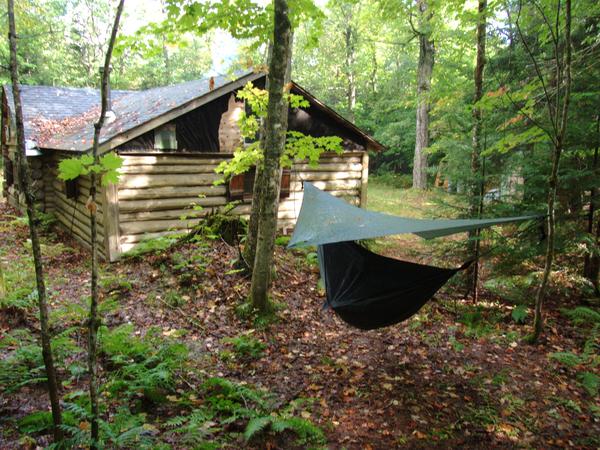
(7, 0, 63, 442)
(88, 1, 125, 446)
(467, 0, 487, 301)
(412, 0, 435, 190)
(250, 0, 292, 310)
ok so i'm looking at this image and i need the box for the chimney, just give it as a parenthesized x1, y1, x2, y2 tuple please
(99, 66, 116, 123)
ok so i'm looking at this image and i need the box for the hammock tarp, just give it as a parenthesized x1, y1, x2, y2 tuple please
(288, 182, 540, 330)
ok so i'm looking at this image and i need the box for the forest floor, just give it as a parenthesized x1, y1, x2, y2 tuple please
(1, 181, 599, 449)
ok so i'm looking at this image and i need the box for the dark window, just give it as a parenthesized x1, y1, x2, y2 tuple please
(227, 168, 291, 202)
(4, 158, 14, 186)
(65, 178, 79, 200)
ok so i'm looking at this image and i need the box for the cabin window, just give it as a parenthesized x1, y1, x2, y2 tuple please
(154, 123, 177, 150)
(65, 178, 79, 200)
(228, 168, 291, 202)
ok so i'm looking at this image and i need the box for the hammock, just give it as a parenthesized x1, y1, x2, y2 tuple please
(288, 183, 540, 330)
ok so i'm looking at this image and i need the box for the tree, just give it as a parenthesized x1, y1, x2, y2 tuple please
(87, 1, 124, 445)
(6, 0, 63, 442)
(412, 0, 435, 189)
(467, 0, 487, 300)
(514, 0, 573, 342)
(249, 0, 293, 310)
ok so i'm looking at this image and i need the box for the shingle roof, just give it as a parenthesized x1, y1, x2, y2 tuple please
(4, 70, 384, 153)
(4, 72, 260, 152)
(4, 85, 132, 145)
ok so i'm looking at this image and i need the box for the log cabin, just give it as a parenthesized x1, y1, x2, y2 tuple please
(2, 71, 383, 261)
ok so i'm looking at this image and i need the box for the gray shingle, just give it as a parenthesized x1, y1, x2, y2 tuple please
(4, 71, 257, 152)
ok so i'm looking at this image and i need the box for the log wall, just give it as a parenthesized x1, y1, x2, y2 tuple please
(116, 152, 365, 255)
(46, 153, 106, 259)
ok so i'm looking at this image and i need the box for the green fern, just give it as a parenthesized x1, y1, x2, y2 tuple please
(549, 351, 585, 368)
(578, 372, 599, 397)
(244, 416, 272, 441)
(561, 307, 600, 326)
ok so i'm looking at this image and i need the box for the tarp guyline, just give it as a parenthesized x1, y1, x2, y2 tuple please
(288, 182, 540, 330)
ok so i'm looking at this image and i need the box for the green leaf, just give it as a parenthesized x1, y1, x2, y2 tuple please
(58, 158, 85, 180)
(511, 305, 528, 324)
(100, 152, 124, 171)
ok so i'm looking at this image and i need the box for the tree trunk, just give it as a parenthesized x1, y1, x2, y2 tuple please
(88, 2, 125, 446)
(530, 0, 572, 342)
(583, 115, 599, 295)
(412, 0, 434, 190)
(7, 0, 63, 442)
(249, 0, 292, 311)
(467, 0, 487, 301)
(243, 44, 274, 272)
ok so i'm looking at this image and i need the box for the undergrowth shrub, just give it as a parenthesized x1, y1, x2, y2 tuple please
(0, 327, 82, 393)
(165, 378, 325, 448)
(99, 324, 189, 406)
(222, 333, 266, 360)
(549, 307, 599, 397)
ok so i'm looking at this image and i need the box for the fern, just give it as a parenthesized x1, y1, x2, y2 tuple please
(549, 351, 585, 368)
(244, 416, 272, 441)
(271, 416, 326, 445)
(561, 307, 600, 326)
(578, 372, 599, 397)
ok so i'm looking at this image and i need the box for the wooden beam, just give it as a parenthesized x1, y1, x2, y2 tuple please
(120, 154, 231, 166)
(118, 185, 226, 200)
(118, 173, 221, 189)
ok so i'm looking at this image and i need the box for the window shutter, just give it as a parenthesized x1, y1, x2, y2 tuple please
(280, 169, 291, 199)
(228, 174, 245, 201)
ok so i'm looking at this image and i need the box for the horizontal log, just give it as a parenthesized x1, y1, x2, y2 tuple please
(118, 185, 226, 201)
(120, 207, 216, 222)
(290, 179, 361, 191)
(118, 164, 221, 175)
(294, 171, 362, 182)
(301, 155, 362, 164)
(54, 209, 104, 245)
(120, 217, 205, 235)
(120, 229, 186, 245)
(118, 173, 221, 189)
(53, 199, 104, 235)
(50, 180, 103, 209)
(120, 155, 231, 166)
(292, 162, 363, 172)
(52, 187, 104, 219)
(119, 196, 227, 214)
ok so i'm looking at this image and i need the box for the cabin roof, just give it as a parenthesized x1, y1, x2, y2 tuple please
(3, 71, 384, 153)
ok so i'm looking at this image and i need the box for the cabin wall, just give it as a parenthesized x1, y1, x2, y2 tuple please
(115, 151, 366, 256)
(46, 153, 106, 259)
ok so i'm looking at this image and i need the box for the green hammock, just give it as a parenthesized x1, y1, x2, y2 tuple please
(288, 182, 540, 330)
